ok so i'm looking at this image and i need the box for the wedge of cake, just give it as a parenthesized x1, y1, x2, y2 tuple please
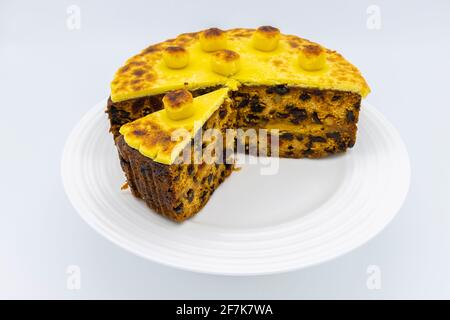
(106, 27, 370, 222)
(117, 88, 235, 221)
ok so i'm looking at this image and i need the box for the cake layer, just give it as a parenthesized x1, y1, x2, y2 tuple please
(235, 127, 357, 159)
(232, 85, 361, 158)
(108, 85, 360, 159)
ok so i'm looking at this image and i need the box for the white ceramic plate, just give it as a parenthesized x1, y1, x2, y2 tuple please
(61, 100, 410, 275)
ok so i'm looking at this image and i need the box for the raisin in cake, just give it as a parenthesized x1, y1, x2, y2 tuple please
(106, 27, 370, 222)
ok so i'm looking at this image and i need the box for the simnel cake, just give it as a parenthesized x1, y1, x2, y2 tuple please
(106, 27, 370, 222)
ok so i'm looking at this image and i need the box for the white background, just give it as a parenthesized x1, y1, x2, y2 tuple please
(1, 0, 449, 299)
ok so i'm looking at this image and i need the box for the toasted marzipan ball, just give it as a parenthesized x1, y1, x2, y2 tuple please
(163, 46, 189, 69)
(298, 45, 327, 71)
(163, 89, 195, 120)
(200, 28, 227, 52)
(252, 26, 280, 51)
(211, 50, 240, 76)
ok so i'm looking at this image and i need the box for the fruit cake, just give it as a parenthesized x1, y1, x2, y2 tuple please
(106, 27, 370, 222)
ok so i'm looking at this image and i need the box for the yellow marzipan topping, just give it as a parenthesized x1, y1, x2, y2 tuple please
(110, 28, 370, 103)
